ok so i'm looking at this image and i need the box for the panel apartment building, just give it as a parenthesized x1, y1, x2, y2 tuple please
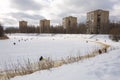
(87, 9, 109, 34)
(63, 16, 77, 33)
(40, 19, 50, 33)
(19, 20, 28, 33)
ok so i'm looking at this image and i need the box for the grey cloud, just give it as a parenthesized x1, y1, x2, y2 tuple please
(3, 12, 45, 26)
(110, 16, 120, 22)
(64, 0, 114, 10)
(3, 0, 120, 26)
(53, 0, 115, 18)
(11, 0, 42, 11)
(50, 0, 117, 23)
(11, 12, 45, 25)
(2, 18, 17, 27)
(9, 12, 45, 20)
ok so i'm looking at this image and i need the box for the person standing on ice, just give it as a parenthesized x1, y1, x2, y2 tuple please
(39, 56, 44, 61)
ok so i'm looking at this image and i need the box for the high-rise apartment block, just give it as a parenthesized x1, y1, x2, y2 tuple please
(63, 16, 77, 33)
(19, 21, 27, 33)
(40, 19, 50, 33)
(87, 9, 109, 34)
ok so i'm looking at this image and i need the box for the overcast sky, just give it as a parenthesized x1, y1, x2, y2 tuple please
(0, 0, 120, 27)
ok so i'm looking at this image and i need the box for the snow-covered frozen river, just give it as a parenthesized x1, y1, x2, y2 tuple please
(0, 34, 102, 70)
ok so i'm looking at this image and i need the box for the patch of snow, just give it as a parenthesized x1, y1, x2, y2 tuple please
(10, 48, 120, 80)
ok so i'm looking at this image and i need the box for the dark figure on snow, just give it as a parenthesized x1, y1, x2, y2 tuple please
(13, 42, 16, 45)
(18, 40, 20, 42)
(86, 40, 88, 43)
(98, 49, 102, 54)
(39, 56, 43, 61)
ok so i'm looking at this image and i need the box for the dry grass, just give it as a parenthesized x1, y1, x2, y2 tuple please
(1, 58, 55, 80)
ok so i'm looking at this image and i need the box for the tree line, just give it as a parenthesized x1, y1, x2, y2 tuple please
(4, 23, 87, 34)
(109, 21, 120, 41)
(1, 22, 120, 35)
(0, 24, 4, 37)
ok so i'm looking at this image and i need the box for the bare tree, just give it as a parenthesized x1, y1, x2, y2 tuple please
(77, 23, 87, 34)
(5, 27, 20, 33)
(0, 24, 4, 37)
(109, 21, 120, 41)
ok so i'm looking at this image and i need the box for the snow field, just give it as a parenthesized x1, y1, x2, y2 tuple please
(0, 34, 102, 70)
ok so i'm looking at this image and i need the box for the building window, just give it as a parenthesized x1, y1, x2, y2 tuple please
(91, 13, 94, 20)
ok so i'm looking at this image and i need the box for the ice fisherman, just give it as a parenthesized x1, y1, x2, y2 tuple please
(39, 56, 44, 61)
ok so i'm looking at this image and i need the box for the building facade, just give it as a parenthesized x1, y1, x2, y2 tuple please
(40, 19, 50, 33)
(87, 9, 109, 34)
(63, 16, 77, 33)
(19, 21, 28, 33)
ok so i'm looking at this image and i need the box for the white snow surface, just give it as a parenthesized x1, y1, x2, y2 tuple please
(10, 47, 120, 80)
(0, 34, 120, 80)
(0, 34, 102, 70)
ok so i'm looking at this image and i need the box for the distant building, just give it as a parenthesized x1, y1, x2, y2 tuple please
(19, 21, 28, 33)
(63, 16, 77, 33)
(40, 19, 50, 33)
(87, 9, 109, 34)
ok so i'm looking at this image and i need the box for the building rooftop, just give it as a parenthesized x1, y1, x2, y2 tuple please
(63, 16, 77, 19)
(87, 9, 109, 14)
